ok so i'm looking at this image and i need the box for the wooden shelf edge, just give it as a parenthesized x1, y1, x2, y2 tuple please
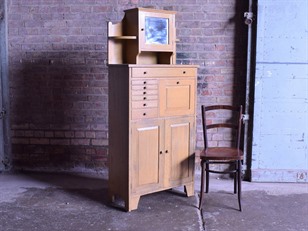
(109, 36, 137, 40)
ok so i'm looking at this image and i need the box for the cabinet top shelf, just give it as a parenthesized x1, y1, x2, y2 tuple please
(124, 7, 176, 15)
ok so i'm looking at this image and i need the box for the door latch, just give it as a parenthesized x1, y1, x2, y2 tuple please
(0, 109, 6, 119)
(242, 114, 249, 124)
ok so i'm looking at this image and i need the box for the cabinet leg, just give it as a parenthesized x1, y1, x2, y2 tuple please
(108, 191, 116, 203)
(125, 196, 140, 212)
(184, 183, 195, 197)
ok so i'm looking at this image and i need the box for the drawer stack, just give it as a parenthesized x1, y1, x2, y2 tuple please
(131, 79, 158, 119)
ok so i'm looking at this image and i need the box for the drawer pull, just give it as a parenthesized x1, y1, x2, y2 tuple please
(177, 81, 180, 84)
(143, 103, 147, 107)
(143, 71, 147, 75)
(160, 151, 163, 154)
(165, 150, 168, 153)
(143, 113, 146, 116)
(143, 97, 147, 100)
(143, 86, 146, 89)
(143, 92, 146, 95)
(183, 71, 186, 74)
(144, 81, 147, 84)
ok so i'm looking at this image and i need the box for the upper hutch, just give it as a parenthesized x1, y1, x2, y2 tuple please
(108, 7, 176, 65)
(108, 7, 197, 211)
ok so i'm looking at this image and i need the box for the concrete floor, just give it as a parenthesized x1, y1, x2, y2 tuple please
(0, 171, 307, 231)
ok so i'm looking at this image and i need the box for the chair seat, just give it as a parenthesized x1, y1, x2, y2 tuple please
(200, 148, 243, 161)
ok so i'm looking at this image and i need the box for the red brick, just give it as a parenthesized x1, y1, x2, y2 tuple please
(8, 0, 247, 170)
(71, 139, 90, 146)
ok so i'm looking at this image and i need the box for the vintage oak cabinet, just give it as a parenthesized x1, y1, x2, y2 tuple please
(108, 8, 197, 211)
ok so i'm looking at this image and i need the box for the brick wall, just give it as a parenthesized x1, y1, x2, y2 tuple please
(7, 0, 247, 171)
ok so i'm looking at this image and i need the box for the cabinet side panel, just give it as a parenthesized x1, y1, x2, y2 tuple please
(108, 65, 129, 200)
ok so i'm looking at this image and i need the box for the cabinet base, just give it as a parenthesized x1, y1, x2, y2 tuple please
(109, 184, 195, 212)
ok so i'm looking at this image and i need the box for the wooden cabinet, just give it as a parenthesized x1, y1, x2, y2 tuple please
(108, 65, 197, 211)
(108, 7, 197, 211)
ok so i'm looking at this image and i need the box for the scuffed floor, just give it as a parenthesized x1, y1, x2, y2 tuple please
(0, 172, 307, 231)
(0, 172, 201, 231)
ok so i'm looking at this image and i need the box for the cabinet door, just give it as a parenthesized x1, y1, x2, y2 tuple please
(159, 79, 195, 117)
(131, 119, 164, 194)
(164, 117, 195, 187)
(138, 11, 175, 52)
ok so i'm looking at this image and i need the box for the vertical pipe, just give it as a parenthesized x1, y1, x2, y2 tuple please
(243, 0, 254, 178)
(0, 0, 11, 171)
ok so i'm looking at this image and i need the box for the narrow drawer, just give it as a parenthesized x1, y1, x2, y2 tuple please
(132, 100, 158, 109)
(131, 95, 158, 101)
(132, 108, 158, 120)
(132, 84, 157, 91)
(131, 68, 196, 77)
(131, 89, 158, 96)
(132, 79, 157, 85)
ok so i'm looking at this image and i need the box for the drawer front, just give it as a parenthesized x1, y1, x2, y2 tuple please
(131, 95, 158, 101)
(132, 84, 158, 91)
(131, 89, 158, 96)
(132, 79, 157, 85)
(132, 100, 158, 109)
(131, 68, 196, 78)
(132, 108, 158, 119)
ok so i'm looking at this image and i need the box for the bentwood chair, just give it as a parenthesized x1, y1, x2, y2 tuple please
(199, 105, 243, 211)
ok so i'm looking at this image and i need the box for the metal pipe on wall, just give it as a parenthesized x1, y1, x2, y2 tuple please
(243, 0, 255, 179)
(0, 0, 11, 171)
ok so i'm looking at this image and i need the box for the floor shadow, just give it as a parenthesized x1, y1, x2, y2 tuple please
(16, 170, 110, 206)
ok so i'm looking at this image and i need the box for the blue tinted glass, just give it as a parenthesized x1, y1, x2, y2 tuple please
(145, 17, 168, 45)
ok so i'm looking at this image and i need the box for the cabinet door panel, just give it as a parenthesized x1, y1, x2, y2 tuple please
(165, 117, 195, 187)
(131, 120, 164, 194)
(159, 79, 195, 116)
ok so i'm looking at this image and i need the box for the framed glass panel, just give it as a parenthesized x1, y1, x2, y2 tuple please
(145, 17, 169, 45)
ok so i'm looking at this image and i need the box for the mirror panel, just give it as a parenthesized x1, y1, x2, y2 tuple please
(145, 17, 169, 45)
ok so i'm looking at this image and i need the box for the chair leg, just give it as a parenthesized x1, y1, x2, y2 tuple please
(237, 160, 242, 212)
(234, 161, 237, 194)
(205, 162, 209, 193)
(199, 161, 205, 209)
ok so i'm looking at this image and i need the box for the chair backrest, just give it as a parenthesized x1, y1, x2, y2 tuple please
(201, 105, 243, 149)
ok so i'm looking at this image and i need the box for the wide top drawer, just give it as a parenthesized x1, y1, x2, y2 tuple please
(131, 67, 197, 78)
